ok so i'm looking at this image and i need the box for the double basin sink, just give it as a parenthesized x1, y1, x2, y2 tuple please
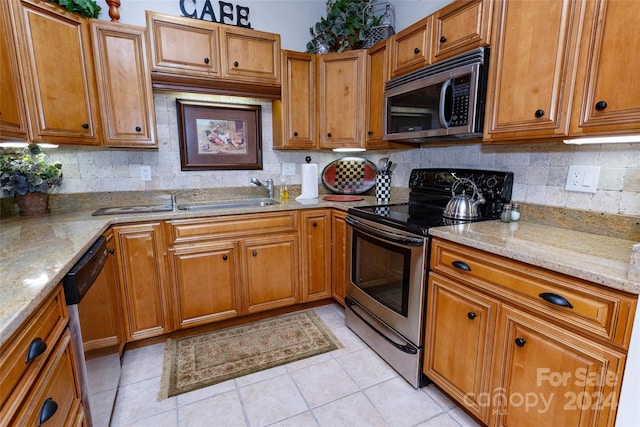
(92, 198, 280, 216)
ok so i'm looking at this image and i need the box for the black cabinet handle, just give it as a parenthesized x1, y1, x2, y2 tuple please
(413, 47, 420, 54)
(293, 131, 298, 137)
(534, 109, 545, 118)
(81, 123, 89, 129)
(252, 251, 257, 257)
(38, 397, 58, 426)
(515, 338, 526, 347)
(327, 132, 332, 137)
(312, 221, 317, 227)
(135, 126, 142, 132)
(26, 338, 47, 363)
(595, 100, 607, 111)
(233, 61, 239, 67)
(452, 260, 471, 271)
(539, 292, 574, 309)
(222, 255, 228, 261)
(467, 312, 477, 320)
(440, 36, 447, 43)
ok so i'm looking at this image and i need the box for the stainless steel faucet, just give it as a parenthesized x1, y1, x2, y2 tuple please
(250, 177, 274, 199)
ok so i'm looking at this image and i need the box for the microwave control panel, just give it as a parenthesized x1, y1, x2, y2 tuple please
(451, 75, 470, 127)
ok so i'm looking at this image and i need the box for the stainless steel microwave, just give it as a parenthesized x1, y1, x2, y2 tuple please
(384, 48, 489, 142)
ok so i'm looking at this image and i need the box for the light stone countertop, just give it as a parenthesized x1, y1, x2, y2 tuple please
(2, 197, 638, 348)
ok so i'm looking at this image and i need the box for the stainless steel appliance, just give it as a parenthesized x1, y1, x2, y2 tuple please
(63, 237, 122, 427)
(345, 168, 513, 388)
(384, 48, 489, 142)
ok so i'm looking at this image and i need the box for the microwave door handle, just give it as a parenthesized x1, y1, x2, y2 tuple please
(439, 78, 452, 128)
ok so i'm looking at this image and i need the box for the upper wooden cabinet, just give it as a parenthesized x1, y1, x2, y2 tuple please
(432, 0, 493, 62)
(365, 39, 391, 149)
(317, 50, 367, 149)
(570, 0, 640, 137)
(90, 21, 157, 148)
(219, 25, 280, 85)
(6, 0, 102, 145)
(389, 16, 433, 78)
(484, 0, 586, 142)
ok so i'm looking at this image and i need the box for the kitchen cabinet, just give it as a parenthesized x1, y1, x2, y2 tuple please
(7, 0, 102, 145)
(484, 0, 587, 141)
(570, 0, 640, 137)
(431, 0, 493, 62)
(389, 15, 432, 78)
(300, 210, 332, 302)
(113, 222, 170, 342)
(424, 272, 498, 423)
(273, 50, 316, 150)
(317, 50, 367, 150)
(0, 287, 84, 427)
(428, 238, 637, 426)
(365, 39, 391, 149)
(219, 25, 280, 85)
(90, 21, 157, 148)
(330, 210, 349, 306)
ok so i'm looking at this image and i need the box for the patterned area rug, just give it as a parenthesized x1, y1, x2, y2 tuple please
(158, 310, 342, 400)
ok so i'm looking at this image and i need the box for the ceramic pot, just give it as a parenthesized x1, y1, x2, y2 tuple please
(15, 192, 49, 216)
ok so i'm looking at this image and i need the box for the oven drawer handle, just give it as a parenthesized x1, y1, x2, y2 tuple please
(452, 260, 471, 271)
(539, 292, 574, 309)
(345, 216, 424, 246)
(345, 297, 418, 355)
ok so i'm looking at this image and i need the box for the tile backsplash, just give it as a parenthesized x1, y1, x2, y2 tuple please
(37, 92, 640, 216)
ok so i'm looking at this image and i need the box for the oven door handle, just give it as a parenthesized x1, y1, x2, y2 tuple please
(346, 216, 424, 247)
(345, 297, 418, 355)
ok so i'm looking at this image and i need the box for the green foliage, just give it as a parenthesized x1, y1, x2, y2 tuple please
(0, 144, 63, 197)
(48, 0, 101, 19)
(307, 0, 379, 53)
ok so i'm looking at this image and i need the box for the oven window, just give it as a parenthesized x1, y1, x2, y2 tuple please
(351, 230, 410, 316)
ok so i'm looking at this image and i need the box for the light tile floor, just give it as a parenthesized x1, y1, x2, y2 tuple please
(108, 304, 481, 427)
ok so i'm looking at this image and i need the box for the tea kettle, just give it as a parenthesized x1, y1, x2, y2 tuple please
(443, 178, 485, 220)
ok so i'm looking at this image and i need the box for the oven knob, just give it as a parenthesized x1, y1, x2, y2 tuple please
(486, 176, 498, 188)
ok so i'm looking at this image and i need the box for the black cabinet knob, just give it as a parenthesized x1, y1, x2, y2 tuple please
(252, 251, 257, 257)
(135, 126, 142, 132)
(204, 57, 210, 64)
(223, 255, 228, 261)
(293, 131, 298, 137)
(327, 132, 332, 137)
(25, 338, 47, 363)
(38, 398, 58, 425)
(367, 130, 373, 135)
(534, 109, 545, 118)
(595, 100, 608, 111)
(312, 221, 317, 227)
(515, 337, 526, 347)
(413, 47, 420, 54)
(440, 36, 447, 43)
(233, 61, 239, 67)
(467, 312, 477, 320)
(108, 248, 115, 254)
(82, 123, 89, 129)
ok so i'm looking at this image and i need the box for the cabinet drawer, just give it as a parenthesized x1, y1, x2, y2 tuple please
(0, 287, 67, 412)
(167, 211, 298, 244)
(431, 239, 637, 348)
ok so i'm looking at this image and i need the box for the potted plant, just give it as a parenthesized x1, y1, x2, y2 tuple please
(47, 0, 101, 19)
(0, 144, 63, 216)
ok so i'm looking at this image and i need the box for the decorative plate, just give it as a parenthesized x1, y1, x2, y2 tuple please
(321, 157, 377, 195)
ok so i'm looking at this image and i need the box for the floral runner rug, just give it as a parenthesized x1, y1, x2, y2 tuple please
(158, 310, 342, 400)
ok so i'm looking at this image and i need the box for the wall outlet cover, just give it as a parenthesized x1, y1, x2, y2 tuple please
(565, 165, 600, 193)
(140, 165, 152, 181)
(282, 163, 296, 176)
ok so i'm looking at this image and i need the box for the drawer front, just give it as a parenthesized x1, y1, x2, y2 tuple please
(168, 212, 298, 244)
(0, 287, 67, 412)
(431, 239, 637, 348)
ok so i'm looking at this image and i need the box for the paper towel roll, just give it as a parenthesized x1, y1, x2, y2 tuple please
(296, 163, 318, 200)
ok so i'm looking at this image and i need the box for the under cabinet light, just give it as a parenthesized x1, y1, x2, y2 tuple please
(563, 135, 640, 145)
(0, 142, 59, 148)
(332, 147, 367, 153)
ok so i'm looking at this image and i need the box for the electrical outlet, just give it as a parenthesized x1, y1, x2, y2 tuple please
(282, 163, 296, 176)
(565, 165, 600, 193)
(140, 165, 152, 181)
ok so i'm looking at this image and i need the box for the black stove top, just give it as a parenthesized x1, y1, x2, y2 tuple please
(348, 168, 514, 235)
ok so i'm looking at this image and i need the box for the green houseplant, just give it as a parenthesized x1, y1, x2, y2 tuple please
(1, 144, 63, 215)
(47, 0, 101, 19)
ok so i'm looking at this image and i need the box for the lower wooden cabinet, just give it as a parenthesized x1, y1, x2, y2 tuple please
(330, 210, 349, 306)
(300, 210, 332, 302)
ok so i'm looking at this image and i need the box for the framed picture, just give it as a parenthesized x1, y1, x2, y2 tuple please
(177, 100, 263, 170)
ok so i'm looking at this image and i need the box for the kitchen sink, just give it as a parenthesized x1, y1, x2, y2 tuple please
(176, 198, 281, 211)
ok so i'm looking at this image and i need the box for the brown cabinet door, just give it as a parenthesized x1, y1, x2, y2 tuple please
(169, 242, 241, 329)
(317, 50, 366, 149)
(113, 223, 169, 342)
(146, 11, 220, 77)
(276, 50, 316, 149)
(484, 0, 586, 141)
(220, 26, 280, 85)
(330, 210, 349, 306)
(243, 234, 298, 314)
(424, 273, 498, 424)
(389, 16, 432, 78)
(15, 0, 101, 145)
(91, 21, 157, 148)
(300, 210, 332, 302)
(432, 0, 492, 62)
(570, 0, 640, 136)
(365, 40, 390, 149)
(491, 306, 626, 427)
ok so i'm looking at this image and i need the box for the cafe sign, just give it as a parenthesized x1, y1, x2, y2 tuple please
(179, 0, 251, 28)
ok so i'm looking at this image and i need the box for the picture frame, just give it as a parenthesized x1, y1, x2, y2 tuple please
(177, 100, 263, 170)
